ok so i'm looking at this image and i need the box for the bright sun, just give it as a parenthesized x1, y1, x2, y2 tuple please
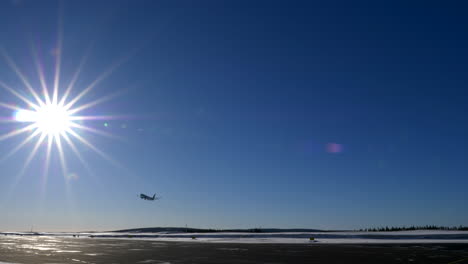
(0, 12, 130, 195)
(15, 103, 72, 136)
(0, 41, 124, 183)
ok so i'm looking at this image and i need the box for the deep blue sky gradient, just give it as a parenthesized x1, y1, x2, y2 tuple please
(0, 0, 467, 231)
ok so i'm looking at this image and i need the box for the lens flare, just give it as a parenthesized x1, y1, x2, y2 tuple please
(326, 143, 343, 153)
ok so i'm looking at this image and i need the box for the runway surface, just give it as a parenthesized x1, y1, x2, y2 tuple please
(1, 235, 468, 263)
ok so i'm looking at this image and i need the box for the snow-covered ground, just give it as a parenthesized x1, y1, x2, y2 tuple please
(2, 230, 468, 244)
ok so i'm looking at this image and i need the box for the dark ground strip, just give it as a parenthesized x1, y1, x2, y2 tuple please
(1, 236, 468, 263)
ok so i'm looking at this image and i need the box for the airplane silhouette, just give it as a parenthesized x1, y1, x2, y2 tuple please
(140, 193, 160, 201)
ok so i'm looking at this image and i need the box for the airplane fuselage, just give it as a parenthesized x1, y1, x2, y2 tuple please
(140, 193, 157, 201)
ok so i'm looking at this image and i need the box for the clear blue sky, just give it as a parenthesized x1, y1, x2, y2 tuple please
(0, 0, 467, 231)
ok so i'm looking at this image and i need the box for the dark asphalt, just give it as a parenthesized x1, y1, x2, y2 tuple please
(1, 235, 468, 263)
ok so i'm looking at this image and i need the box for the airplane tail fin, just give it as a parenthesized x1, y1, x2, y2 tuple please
(153, 194, 156, 199)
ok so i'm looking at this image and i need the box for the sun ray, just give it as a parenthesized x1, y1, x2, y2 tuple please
(67, 90, 123, 115)
(69, 122, 120, 139)
(58, 51, 89, 107)
(40, 135, 53, 198)
(64, 53, 133, 110)
(30, 41, 52, 105)
(66, 128, 122, 169)
(0, 48, 45, 107)
(0, 123, 37, 141)
(0, 102, 23, 111)
(0, 129, 42, 163)
(52, 7, 64, 105)
(69, 114, 128, 121)
(55, 132, 72, 204)
(0, 80, 41, 110)
(13, 132, 47, 188)
(54, 133, 68, 177)
(61, 132, 93, 175)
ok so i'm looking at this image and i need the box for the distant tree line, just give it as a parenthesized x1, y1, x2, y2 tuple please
(189, 228, 263, 233)
(358, 225, 468, 232)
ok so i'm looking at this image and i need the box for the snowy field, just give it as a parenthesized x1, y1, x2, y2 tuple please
(2, 230, 468, 244)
